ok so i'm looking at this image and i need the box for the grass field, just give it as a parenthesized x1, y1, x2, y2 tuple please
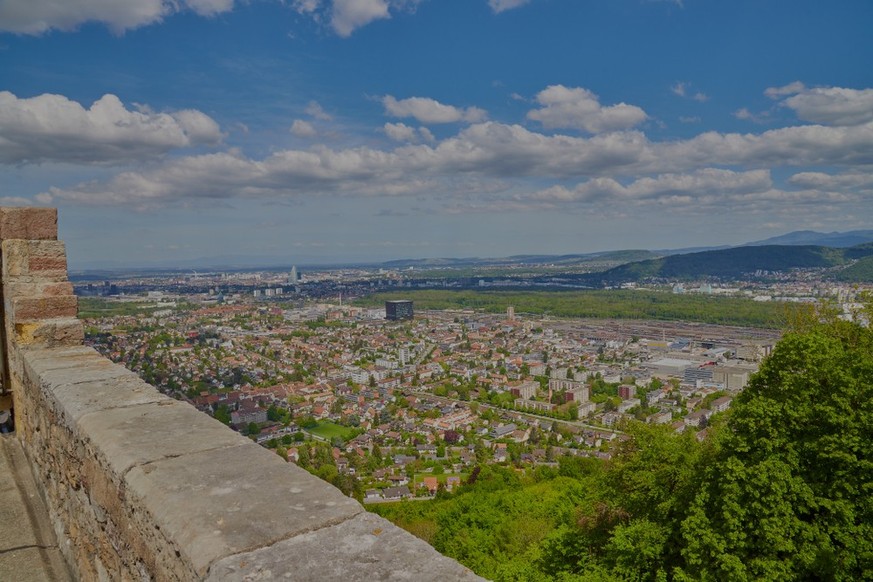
(304, 421, 358, 441)
(78, 297, 162, 319)
(357, 289, 793, 328)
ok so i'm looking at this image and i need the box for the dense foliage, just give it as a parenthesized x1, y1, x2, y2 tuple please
(371, 314, 873, 581)
(361, 289, 790, 327)
(836, 255, 873, 282)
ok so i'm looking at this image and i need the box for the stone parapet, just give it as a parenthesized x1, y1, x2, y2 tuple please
(0, 207, 483, 581)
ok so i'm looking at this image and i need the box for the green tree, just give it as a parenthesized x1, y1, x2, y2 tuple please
(213, 404, 231, 425)
(679, 319, 873, 581)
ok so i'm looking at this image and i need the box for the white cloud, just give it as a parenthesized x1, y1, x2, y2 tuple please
(783, 87, 873, 126)
(291, 0, 423, 37)
(672, 81, 707, 102)
(418, 127, 436, 143)
(733, 108, 770, 124)
(679, 116, 701, 124)
(331, 0, 390, 37)
(383, 122, 417, 142)
(293, 0, 321, 14)
(34, 85, 873, 213)
(488, 0, 530, 13)
(290, 120, 317, 137)
(305, 101, 333, 121)
(184, 0, 234, 16)
(788, 171, 873, 191)
(764, 81, 806, 99)
(383, 123, 435, 143)
(382, 95, 487, 124)
(526, 85, 647, 133)
(0, 0, 236, 35)
(528, 169, 773, 204)
(0, 92, 221, 165)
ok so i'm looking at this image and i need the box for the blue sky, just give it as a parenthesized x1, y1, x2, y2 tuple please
(1, 0, 871, 269)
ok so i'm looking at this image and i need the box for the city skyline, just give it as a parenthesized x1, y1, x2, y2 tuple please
(1, 0, 872, 269)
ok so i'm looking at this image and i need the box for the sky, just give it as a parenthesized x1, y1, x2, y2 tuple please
(1, 0, 872, 269)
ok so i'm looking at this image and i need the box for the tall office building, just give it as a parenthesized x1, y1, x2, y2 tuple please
(385, 300, 414, 320)
(288, 266, 298, 285)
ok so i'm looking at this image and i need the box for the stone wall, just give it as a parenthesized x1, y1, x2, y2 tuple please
(2, 208, 482, 581)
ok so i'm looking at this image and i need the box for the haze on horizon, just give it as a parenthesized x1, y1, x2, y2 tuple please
(1, 0, 871, 269)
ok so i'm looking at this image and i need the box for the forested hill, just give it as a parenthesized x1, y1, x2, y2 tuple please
(589, 243, 873, 284)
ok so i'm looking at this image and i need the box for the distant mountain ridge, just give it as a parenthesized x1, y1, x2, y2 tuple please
(589, 243, 873, 284)
(380, 250, 660, 269)
(744, 230, 873, 248)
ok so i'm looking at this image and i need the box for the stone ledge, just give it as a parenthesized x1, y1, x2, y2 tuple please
(125, 444, 363, 576)
(16, 348, 483, 580)
(206, 511, 484, 581)
(23, 349, 150, 429)
(78, 399, 248, 475)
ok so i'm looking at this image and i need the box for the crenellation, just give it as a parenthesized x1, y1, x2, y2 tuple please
(0, 207, 58, 241)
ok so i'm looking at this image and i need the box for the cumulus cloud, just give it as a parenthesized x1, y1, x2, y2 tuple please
(33, 84, 873, 215)
(733, 108, 770, 124)
(788, 171, 873, 191)
(764, 81, 806, 99)
(305, 101, 333, 121)
(782, 87, 873, 126)
(383, 123, 434, 143)
(671, 81, 707, 102)
(291, 0, 423, 36)
(0, 0, 235, 35)
(382, 95, 487, 124)
(489, 0, 530, 13)
(293, 0, 321, 14)
(383, 122, 417, 142)
(0, 92, 221, 165)
(290, 120, 317, 137)
(528, 169, 773, 204)
(671, 82, 689, 98)
(526, 85, 647, 133)
(331, 0, 390, 37)
(40, 114, 873, 209)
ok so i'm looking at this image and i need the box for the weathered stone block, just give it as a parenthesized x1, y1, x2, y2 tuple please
(1, 239, 68, 280)
(78, 399, 248, 475)
(206, 511, 485, 581)
(29, 256, 68, 273)
(0, 207, 57, 241)
(10, 295, 78, 321)
(13, 317, 83, 348)
(22, 352, 149, 428)
(125, 444, 363, 576)
(4, 281, 75, 299)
